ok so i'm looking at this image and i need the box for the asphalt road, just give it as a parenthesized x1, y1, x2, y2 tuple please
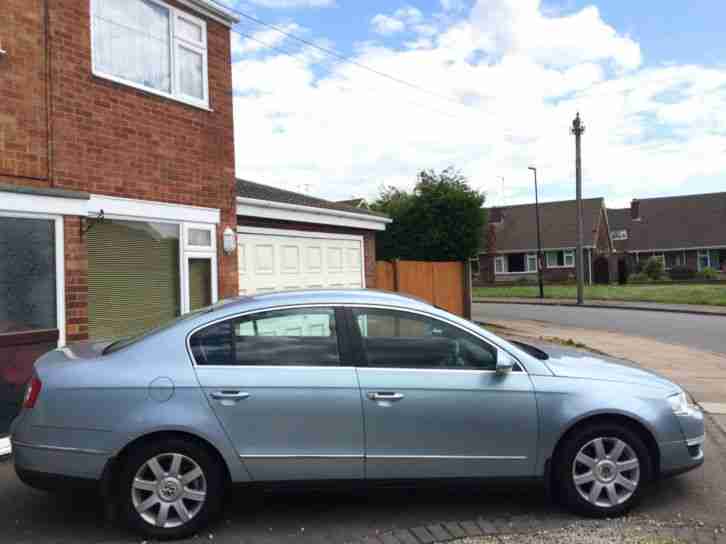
(473, 303, 726, 355)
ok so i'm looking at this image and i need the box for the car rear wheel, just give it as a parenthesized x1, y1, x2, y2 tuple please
(118, 437, 224, 540)
(556, 423, 652, 517)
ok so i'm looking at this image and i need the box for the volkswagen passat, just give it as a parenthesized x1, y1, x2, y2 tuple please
(10, 290, 704, 539)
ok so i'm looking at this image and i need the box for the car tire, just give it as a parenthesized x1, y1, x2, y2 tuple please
(556, 422, 652, 518)
(118, 437, 224, 540)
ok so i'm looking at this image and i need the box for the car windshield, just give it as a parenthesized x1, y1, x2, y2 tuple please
(103, 301, 229, 355)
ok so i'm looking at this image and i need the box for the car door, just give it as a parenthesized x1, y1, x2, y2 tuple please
(190, 306, 364, 481)
(349, 307, 538, 480)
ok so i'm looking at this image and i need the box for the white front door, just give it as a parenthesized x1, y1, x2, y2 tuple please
(237, 227, 366, 295)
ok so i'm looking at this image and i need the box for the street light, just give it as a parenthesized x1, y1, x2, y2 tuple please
(528, 167, 544, 299)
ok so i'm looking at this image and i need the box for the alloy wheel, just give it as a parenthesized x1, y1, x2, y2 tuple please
(131, 452, 207, 528)
(572, 436, 640, 508)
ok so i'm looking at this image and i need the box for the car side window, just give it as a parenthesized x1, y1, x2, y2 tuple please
(190, 308, 341, 366)
(352, 308, 498, 370)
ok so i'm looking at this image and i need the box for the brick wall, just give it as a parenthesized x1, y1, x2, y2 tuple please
(64, 216, 89, 342)
(237, 216, 378, 288)
(0, 0, 48, 182)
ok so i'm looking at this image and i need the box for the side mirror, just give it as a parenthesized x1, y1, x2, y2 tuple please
(496, 351, 516, 375)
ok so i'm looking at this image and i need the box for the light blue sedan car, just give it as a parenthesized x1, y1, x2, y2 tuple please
(11, 290, 704, 540)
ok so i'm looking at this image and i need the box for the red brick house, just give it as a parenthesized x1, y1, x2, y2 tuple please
(476, 198, 613, 285)
(608, 193, 726, 274)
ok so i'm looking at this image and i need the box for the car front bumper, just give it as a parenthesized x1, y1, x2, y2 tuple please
(659, 407, 705, 478)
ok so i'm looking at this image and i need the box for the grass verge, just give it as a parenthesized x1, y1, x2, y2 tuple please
(473, 284, 726, 307)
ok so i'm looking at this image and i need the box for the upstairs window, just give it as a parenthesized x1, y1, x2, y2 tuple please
(92, 0, 209, 108)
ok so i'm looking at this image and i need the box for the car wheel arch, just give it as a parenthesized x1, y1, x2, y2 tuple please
(102, 430, 232, 501)
(547, 413, 661, 492)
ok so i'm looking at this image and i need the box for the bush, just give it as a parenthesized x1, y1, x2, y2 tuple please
(643, 256, 665, 280)
(669, 265, 696, 281)
(697, 267, 720, 280)
(628, 272, 649, 283)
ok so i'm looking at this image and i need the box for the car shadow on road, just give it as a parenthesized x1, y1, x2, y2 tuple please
(0, 459, 716, 544)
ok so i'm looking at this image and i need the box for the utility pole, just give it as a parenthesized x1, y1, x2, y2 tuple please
(528, 167, 544, 299)
(571, 113, 586, 305)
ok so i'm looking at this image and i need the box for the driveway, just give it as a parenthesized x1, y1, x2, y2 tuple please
(473, 302, 726, 355)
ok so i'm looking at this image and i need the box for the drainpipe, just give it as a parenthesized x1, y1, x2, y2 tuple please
(44, 0, 55, 186)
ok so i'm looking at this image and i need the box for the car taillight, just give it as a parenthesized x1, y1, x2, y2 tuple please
(23, 376, 42, 409)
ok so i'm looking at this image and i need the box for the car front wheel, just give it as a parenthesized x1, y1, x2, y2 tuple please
(557, 423, 652, 517)
(118, 437, 224, 540)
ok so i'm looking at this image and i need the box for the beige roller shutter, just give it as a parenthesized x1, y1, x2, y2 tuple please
(87, 220, 180, 340)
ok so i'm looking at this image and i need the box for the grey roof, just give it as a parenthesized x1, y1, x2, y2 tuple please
(625, 192, 726, 251)
(236, 179, 387, 219)
(487, 198, 606, 252)
(607, 208, 631, 231)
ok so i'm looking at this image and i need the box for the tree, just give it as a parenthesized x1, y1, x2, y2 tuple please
(371, 168, 486, 261)
(643, 256, 664, 280)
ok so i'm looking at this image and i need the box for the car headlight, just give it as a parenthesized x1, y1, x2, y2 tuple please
(667, 392, 691, 415)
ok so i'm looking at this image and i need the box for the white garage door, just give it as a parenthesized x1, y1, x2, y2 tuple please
(238, 227, 366, 295)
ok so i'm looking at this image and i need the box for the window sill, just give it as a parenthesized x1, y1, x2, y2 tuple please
(494, 271, 538, 276)
(91, 70, 213, 112)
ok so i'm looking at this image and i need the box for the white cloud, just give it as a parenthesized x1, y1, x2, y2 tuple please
(371, 6, 426, 35)
(231, 23, 302, 55)
(232, 0, 726, 205)
(371, 14, 406, 35)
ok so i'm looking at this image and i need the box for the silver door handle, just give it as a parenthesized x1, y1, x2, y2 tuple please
(211, 391, 250, 400)
(367, 392, 404, 401)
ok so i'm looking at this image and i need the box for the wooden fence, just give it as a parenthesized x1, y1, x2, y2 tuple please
(375, 260, 471, 318)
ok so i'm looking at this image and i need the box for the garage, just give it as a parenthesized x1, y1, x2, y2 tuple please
(238, 228, 365, 295)
(236, 179, 391, 296)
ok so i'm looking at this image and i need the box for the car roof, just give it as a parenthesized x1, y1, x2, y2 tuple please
(213, 289, 434, 315)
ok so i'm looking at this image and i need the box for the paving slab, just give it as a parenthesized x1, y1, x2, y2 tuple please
(700, 402, 726, 415)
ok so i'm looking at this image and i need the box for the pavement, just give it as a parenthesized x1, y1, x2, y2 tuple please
(1, 305, 726, 543)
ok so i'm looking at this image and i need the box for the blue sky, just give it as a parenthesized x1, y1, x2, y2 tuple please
(226, 0, 726, 207)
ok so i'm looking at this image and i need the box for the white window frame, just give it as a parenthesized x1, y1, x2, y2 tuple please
(663, 251, 685, 270)
(611, 229, 628, 241)
(526, 253, 538, 273)
(494, 256, 506, 275)
(90, 0, 210, 110)
(494, 253, 538, 275)
(183, 222, 216, 252)
(181, 251, 219, 314)
(545, 250, 575, 269)
(0, 212, 66, 347)
(181, 223, 217, 314)
(563, 250, 575, 268)
(698, 250, 711, 271)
